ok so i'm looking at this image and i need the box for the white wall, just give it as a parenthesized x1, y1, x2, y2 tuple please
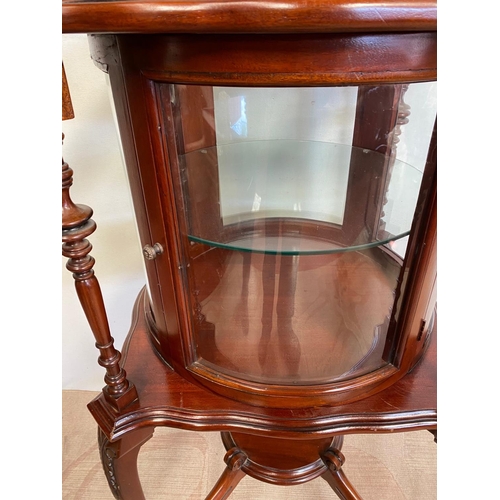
(213, 87, 357, 226)
(62, 35, 145, 390)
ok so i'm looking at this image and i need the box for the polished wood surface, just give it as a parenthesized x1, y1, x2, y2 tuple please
(205, 465, 245, 500)
(62, 63, 74, 121)
(62, 138, 139, 411)
(110, 33, 436, 86)
(85, 287, 435, 498)
(344, 84, 404, 243)
(98, 427, 154, 500)
(88, 288, 436, 442)
(63, 2, 436, 496)
(187, 244, 399, 384)
(62, 0, 436, 35)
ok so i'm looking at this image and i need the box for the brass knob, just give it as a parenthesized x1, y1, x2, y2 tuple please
(143, 243, 163, 260)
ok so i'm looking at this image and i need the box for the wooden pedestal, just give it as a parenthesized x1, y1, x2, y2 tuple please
(88, 288, 436, 500)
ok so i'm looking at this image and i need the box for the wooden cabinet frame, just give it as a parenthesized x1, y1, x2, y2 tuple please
(62, 4, 437, 497)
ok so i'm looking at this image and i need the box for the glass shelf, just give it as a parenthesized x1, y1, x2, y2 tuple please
(188, 231, 410, 256)
(180, 140, 422, 255)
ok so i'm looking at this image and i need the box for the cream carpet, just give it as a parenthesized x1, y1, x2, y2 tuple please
(62, 390, 436, 499)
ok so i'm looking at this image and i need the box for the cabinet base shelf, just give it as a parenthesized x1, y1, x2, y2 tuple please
(88, 287, 436, 441)
(87, 286, 436, 499)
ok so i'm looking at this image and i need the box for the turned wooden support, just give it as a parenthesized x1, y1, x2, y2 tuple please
(389, 84, 410, 153)
(344, 84, 406, 244)
(62, 65, 138, 411)
(62, 64, 74, 121)
(205, 446, 247, 500)
(377, 83, 411, 240)
(321, 438, 364, 500)
(62, 148, 138, 410)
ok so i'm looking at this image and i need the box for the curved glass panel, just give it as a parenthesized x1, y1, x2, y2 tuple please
(164, 82, 436, 386)
(188, 244, 401, 385)
(180, 140, 420, 255)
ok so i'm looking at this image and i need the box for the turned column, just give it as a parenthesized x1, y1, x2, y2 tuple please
(376, 84, 411, 241)
(62, 63, 138, 411)
(343, 84, 408, 244)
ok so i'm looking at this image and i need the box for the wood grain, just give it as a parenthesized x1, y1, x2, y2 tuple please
(62, 0, 436, 35)
(62, 145, 138, 411)
(88, 288, 436, 442)
(115, 33, 437, 87)
(62, 63, 74, 120)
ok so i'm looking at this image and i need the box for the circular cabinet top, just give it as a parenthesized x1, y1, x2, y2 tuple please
(62, 0, 437, 35)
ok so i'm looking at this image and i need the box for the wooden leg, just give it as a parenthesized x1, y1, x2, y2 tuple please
(205, 446, 247, 500)
(321, 441, 364, 500)
(321, 469, 364, 500)
(429, 429, 437, 443)
(205, 467, 246, 500)
(98, 427, 154, 500)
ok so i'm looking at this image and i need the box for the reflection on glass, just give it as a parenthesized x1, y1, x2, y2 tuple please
(213, 86, 357, 145)
(168, 83, 436, 386)
(190, 241, 400, 384)
(180, 141, 421, 254)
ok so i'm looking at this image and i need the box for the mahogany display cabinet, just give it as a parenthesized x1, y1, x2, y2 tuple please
(62, 1, 437, 498)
